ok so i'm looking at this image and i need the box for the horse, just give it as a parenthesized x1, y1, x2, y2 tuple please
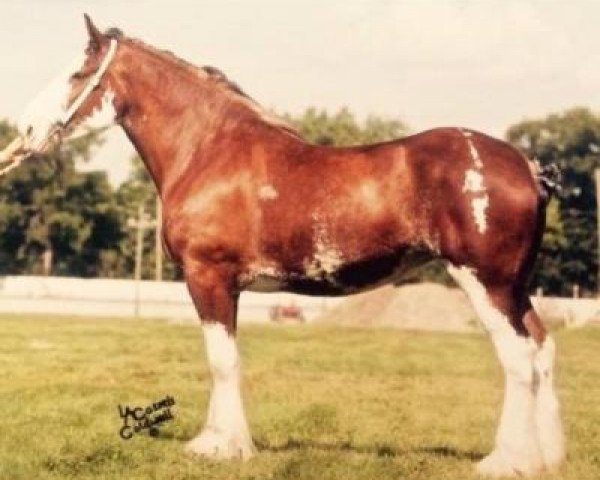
(0, 15, 564, 477)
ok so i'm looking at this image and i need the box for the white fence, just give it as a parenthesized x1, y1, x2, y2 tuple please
(0, 276, 342, 323)
(532, 295, 600, 327)
(0, 276, 597, 327)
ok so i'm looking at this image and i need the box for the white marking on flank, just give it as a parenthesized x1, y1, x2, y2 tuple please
(313, 241, 344, 275)
(471, 196, 489, 234)
(303, 218, 344, 280)
(463, 169, 485, 193)
(459, 129, 489, 234)
(466, 137, 483, 168)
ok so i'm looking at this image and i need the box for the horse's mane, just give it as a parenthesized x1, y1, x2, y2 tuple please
(105, 27, 300, 138)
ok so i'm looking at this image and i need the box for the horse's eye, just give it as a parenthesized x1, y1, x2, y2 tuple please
(71, 71, 86, 81)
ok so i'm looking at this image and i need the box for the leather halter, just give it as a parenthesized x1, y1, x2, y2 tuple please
(61, 38, 118, 126)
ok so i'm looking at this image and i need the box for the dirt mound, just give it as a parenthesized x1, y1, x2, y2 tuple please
(316, 282, 478, 332)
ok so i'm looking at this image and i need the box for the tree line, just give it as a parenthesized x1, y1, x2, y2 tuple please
(0, 106, 597, 296)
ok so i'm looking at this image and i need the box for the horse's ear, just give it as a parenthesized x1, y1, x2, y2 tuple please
(84, 13, 103, 52)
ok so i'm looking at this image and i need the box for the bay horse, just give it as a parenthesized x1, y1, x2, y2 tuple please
(1, 16, 564, 477)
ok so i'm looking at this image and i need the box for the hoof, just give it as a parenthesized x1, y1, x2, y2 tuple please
(540, 443, 565, 472)
(185, 428, 255, 460)
(476, 450, 543, 477)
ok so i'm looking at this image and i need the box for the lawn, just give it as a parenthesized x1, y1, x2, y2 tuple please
(0, 315, 598, 479)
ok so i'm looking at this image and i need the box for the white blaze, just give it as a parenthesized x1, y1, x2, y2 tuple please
(17, 54, 86, 150)
(16, 39, 118, 152)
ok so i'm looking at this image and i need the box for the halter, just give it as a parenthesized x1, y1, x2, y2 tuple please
(61, 38, 118, 125)
(0, 38, 118, 176)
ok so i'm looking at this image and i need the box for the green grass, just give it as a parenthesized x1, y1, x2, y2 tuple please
(0, 315, 598, 479)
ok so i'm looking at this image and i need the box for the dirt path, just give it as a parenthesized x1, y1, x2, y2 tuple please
(316, 282, 478, 332)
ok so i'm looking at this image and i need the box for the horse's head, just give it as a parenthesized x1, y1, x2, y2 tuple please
(0, 15, 120, 171)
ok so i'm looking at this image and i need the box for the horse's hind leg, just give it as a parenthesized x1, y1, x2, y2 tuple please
(526, 303, 565, 470)
(448, 265, 564, 477)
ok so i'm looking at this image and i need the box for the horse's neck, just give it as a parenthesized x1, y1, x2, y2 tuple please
(114, 56, 244, 195)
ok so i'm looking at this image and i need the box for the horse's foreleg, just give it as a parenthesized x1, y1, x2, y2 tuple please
(184, 266, 255, 459)
(448, 266, 545, 477)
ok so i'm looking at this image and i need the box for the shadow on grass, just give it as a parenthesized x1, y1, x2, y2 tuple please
(255, 437, 485, 461)
(415, 445, 485, 461)
(148, 430, 191, 442)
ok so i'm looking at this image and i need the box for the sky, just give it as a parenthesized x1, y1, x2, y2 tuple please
(1, 0, 599, 184)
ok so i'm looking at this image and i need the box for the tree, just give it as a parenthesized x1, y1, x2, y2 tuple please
(285, 107, 409, 146)
(0, 120, 123, 276)
(506, 107, 600, 296)
(116, 156, 182, 280)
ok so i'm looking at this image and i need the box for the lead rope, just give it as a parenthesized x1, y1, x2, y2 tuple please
(0, 38, 118, 177)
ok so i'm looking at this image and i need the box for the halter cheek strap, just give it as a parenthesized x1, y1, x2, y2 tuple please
(60, 38, 118, 125)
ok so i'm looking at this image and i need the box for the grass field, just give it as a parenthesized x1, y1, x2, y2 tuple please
(0, 315, 598, 480)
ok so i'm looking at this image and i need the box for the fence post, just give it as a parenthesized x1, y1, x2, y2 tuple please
(596, 169, 600, 297)
(127, 202, 159, 317)
(155, 196, 163, 281)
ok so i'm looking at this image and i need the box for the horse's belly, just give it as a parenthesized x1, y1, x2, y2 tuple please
(244, 247, 434, 297)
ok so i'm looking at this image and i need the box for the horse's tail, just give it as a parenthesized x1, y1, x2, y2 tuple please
(530, 159, 562, 203)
